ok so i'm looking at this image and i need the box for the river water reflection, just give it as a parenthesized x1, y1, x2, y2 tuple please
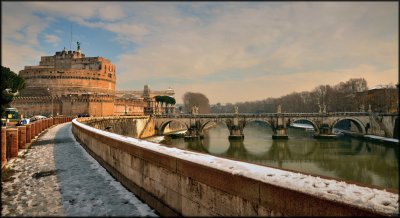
(155, 122, 398, 190)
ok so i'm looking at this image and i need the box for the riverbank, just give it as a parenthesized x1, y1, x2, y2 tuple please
(291, 125, 399, 146)
(363, 135, 399, 146)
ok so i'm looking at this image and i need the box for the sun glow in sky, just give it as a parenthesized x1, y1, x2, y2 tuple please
(2, 1, 398, 104)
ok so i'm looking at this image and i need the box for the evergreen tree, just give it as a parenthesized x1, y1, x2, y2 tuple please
(1, 66, 25, 116)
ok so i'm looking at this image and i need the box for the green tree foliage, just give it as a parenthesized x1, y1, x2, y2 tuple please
(154, 95, 176, 114)
(182, 92, 210, 114)
(1, 66, 25, 116)
(166, 96, 176, 113)
(164, 96, 176, 114)
(154, 95, 163, 108)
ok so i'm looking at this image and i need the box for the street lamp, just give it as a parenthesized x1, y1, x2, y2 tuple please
(47, 87, 53, 117)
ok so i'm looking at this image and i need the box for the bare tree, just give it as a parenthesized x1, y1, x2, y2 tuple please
(209, 78, 393, 114)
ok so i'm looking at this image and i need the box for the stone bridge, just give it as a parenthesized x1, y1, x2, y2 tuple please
(154, 110, 398, 140)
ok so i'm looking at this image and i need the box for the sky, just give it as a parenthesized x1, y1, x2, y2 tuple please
(1, 1, 398, 104)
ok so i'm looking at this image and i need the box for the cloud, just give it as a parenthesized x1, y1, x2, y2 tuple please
(2, 2, 398, 104)
(115, 2, 397, 87)
(44, 34, 60, 46)
(96, 4, 125, 21)
(2, 2, 49, 47)
(103, 22, 149, 44)
(1, 2, 50, 72)
(2, 42, 47, 74)
(1, 1, 127, 72)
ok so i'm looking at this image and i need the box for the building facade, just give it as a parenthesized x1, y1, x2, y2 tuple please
(11, 48, 174, 117)
(356, 85, 398, 113)
(115, 85, 175, 115)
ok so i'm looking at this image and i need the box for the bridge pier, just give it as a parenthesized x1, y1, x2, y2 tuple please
(313, 124, 338, 139)
(184, 127, 203, 140)
(226, 117, 245, 141)
(228, 126, 244, 140)
(272, 105, 288, 139)
(184, 120, 203, 141)
(272, 126, 288, 139)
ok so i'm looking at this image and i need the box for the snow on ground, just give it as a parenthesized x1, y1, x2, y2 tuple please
(74, 119, 399, 215)
(64, 124, 157, 216)
(3, 123, 158, 216)
(46, 123, 158, 216)
(1, 128, 65, 216)
(145, 135, 165, 143)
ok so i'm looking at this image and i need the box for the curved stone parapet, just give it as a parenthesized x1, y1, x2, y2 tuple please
(72, 117, 399, 216)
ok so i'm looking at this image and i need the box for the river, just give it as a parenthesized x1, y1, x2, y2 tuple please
(146, 121, 399, 190)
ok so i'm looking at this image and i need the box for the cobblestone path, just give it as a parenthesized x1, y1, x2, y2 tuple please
(1, 122, 157, 217)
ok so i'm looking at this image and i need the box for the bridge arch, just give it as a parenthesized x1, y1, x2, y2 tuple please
(332, 117, 366, 134)
(157, 120, 189, 135)
(245, 119, 274, 132)
(200, 119, 219, 133)
(289, 118, 320, 134)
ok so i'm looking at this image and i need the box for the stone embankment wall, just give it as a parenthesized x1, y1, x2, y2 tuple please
(1, 117, 74, 170)
(83, 116, 185, 139)
(83, 116, 156, 138)
(369, 115, 397, 138)
(162, 121, 187, 135)
(72, 117, 397, 217)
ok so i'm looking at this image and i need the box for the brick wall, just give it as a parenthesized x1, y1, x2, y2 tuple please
(6, 128, 18, 159)
(1, 127, 6, 169)
(17, 126, 26, 149)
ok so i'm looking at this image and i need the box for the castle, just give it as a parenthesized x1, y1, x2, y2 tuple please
(11, 46, 174, 117)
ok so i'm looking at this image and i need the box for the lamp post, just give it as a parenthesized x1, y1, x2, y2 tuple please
(47, 87, 53, 117)
(125, 103, 127, 115)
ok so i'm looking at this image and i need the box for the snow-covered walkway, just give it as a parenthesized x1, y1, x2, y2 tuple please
(1, 123, 158, 217)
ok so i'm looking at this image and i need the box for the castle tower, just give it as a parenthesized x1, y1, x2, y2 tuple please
(12, 48, 116, 117)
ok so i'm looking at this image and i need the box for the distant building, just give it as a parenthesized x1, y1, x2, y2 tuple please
(11, 47, 174, 117)
(115, 85, 175, 115)
(356, 84, 398, 113)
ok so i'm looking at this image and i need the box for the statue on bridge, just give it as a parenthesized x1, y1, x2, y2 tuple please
(359, 104, 365, 112)
(191, 105, 199, 115)
(277, 104, 282, 113)
(234, 106, 239, 115)
(318, 103, 327, 113)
